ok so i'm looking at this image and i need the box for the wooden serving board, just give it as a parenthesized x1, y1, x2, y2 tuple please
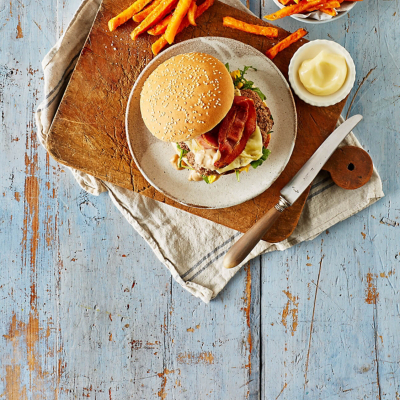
(47, 0, 348, 242)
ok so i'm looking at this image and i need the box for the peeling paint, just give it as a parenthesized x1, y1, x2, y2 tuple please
(380, 270, 395, 278)
(186, 324, 200, 332)
(22, 145, 39, 291)
(16, 15, 23, 38)
(177, 352, 214, 365)
(365, 272, 379, 305)
(276, 382, 287, 399)
(157, 368, 179, 399)
(3, 313, 63, 398)
(25, 313, 43, 377)
(33, 20, 42, 31)
(22, 175, 39, 275)
(282, 290, 298, 336)
(130, 340, 160, 351)
(5, 365, 27, 400)
(241, 264, 252, 378)
(44, 215, 54, 247)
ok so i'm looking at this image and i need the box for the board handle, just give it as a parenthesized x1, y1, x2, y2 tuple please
(322, 145, 373, 190)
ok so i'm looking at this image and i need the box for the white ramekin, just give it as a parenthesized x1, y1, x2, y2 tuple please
(288, 40, 356, 107)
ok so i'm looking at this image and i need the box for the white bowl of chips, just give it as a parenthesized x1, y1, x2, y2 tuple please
(271, 0, 358, 24)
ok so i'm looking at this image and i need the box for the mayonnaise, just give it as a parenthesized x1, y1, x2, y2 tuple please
(298, 50, 347, 96)
(193, 148, 220, 171)
(188, 170, 203, 181)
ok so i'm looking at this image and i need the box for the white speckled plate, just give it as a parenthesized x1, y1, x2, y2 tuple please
(126, 37, 297, 209)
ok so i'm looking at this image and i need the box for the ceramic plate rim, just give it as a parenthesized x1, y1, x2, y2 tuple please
(125, 37, 297, 209)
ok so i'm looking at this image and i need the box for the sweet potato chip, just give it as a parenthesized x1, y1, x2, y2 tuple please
(133, 0, 163, 22)
(151, 0, 214, 54)
(307, 0, 340, 11)
(131, 0, 178, 39)
(223, 16, 278, 38)
(194, 0, 214, 18)
(269, 0, 356, 20)
(187, 1, 197, 26)
(320, 0, 340, 7)
(165, 0, 193, 44)
(264, 0, 324, 20)
(108, 0, 154, 31)
(151, 37, 167, 55)
(265, 28, 307, 60)
(147, 14, 173, 35)
(320, 8, 337, 15)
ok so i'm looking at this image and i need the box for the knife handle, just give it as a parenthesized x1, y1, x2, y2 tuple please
(223, 197, 290, 269)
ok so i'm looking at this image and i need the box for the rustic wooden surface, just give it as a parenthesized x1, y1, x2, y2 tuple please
(46, 0, 350, 243)
(1, 0, 399, 399)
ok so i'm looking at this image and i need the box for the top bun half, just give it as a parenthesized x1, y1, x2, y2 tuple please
(140, 52, 234, 142)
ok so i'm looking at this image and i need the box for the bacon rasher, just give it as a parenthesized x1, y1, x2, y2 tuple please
(196, 125, 219, 149)
(214, 96, 256, 169)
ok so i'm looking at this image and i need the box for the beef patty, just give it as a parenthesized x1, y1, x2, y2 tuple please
(240, 89, 274, 147)
(186, 151, 215, 176)
(178, 142, 215, 176)
(178, 142, 190, 152)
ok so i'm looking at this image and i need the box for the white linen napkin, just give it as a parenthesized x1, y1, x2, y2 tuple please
(35, 0, 384, 303)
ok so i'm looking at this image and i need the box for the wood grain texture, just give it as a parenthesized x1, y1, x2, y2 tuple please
(1, 0, 399, 399)
(46, 0, 349, 243)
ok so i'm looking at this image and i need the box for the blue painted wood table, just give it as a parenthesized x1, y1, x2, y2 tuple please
(1, 0, 399, 398)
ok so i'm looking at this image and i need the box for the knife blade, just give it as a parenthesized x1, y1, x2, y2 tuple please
(280, 114, 363, 206)
(223, 114, 363, 269)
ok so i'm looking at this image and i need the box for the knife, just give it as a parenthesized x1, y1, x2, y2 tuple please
(223, 114, 363, 269)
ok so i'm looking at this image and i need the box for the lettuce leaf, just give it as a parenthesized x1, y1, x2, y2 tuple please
(233, 66, 267, 101)
(235, 170, 240, 182)
(177, 143, 188, 168)
(251, 147, 271, 169)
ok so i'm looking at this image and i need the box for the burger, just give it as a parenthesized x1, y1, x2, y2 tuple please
(140, 52, 274, 183)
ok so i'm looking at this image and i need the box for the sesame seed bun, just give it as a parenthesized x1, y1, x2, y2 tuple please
(140, 52, 234, 143)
